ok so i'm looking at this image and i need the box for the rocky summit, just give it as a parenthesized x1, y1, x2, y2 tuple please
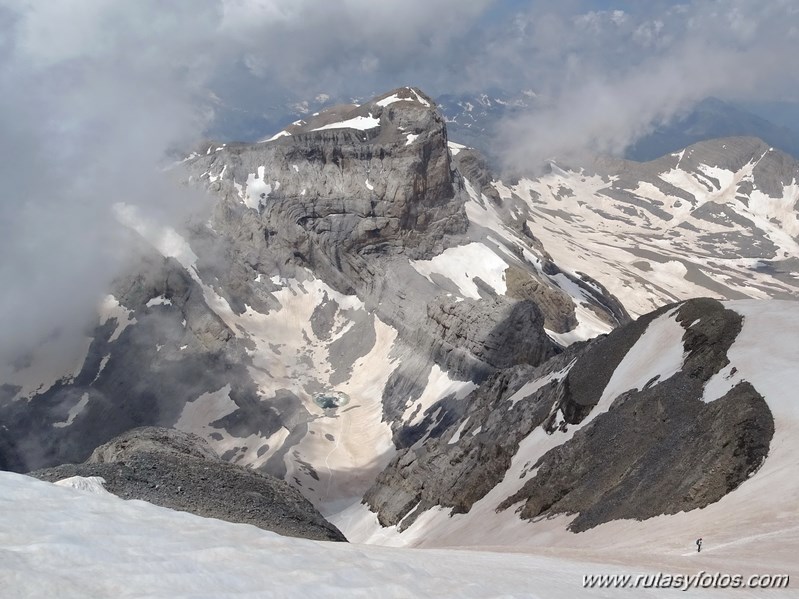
(1, 87, 798, 551)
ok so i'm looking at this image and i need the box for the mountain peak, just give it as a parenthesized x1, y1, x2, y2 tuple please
(259, 86, 438, 145)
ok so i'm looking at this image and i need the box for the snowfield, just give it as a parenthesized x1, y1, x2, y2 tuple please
(410, 241, 509, 300)
(0, 472, 751, 598)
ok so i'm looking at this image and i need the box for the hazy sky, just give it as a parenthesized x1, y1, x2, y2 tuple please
(207, 2, 799, 115)
(0, 0, 797, 357)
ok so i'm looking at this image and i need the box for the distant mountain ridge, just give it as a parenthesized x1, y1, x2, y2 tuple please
(207, 89, 799, 165)
(627, 97, 799, 161)
(491, 135, 799, 317)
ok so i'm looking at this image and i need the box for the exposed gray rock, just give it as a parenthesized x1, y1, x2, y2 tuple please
(31, 427, 346, 542)
(498, 298, 773, 531)
(597, 138, 798, 263)
(556, 302, 673, 423)
(1, 87, 603, 485)
(185, 87, 468, 299)
(505, 264, 579, 333)
(365, 360, 570, 529)
(0, 87, 644, 533)
(452, 147, 630, 333)
(453, 149, 501, 204)
(499, 378, 772, 532)
(375, 292, 561, 449)
(87, 426, 219, 463)
(365, 298, 774, 532)
(423, 296, 558, 380)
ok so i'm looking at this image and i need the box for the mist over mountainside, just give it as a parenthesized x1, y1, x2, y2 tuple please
(0, 88, 623, 481)
(439, 93, 799, 167)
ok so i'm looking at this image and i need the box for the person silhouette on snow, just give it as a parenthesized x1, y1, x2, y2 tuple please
(696, 537, 703, 553)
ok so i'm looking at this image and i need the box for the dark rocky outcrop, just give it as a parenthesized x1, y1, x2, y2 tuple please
(364, 360, 570, 529)
(453, 149, 501, 204)
(423, 297, 559, 380)
(498, 378, 772, 532)
(31, 427, 346, 542)
(366, 298, 775, 532)
(504, 264, 579, 333)
(497, 298, 772, 531)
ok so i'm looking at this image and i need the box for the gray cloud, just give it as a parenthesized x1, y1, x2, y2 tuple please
(491, 1, 799, 172)
(0, 0, 220, 363)
(201, 1, 799, 170)
(201, 0, 496, 121)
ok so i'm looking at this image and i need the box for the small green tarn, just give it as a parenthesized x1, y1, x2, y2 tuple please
(312, 391, 351, 410)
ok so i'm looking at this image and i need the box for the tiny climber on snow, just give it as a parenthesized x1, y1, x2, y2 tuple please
(696, 538, 703, 553)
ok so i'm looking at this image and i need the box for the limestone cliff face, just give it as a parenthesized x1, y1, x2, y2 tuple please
(186, 87, 468, 297)
(424, 297, 558, 379)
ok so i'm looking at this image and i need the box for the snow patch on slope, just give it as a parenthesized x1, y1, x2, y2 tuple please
(402, 365, 477, 426)
(312, 113, 380, 131)
(375, 88, 429, 108)
(448, 141, 468, 156)
(295, 315, 399, 514)
(498, 159, 799, 318)
(462, 175, 610, 345)
(53, 476, 110, 496)
(594, 308, 687, 412)
(145, 295, 172, 308)
(410, 242, 508, 299)
(242, 165, 274, 210)
(507, 360, 576, 408)
(114, 204, 199, 275)
(52, 393, 90, 429)
(0, 331, 93, 402)
(261, 129, 291, 142)
(174, 385, 236, 435)
(175, 383, 287, 469)
(180, 273, 402, 511)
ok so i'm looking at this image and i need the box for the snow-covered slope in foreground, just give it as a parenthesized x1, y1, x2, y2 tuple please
(0, 472, 764, 598)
